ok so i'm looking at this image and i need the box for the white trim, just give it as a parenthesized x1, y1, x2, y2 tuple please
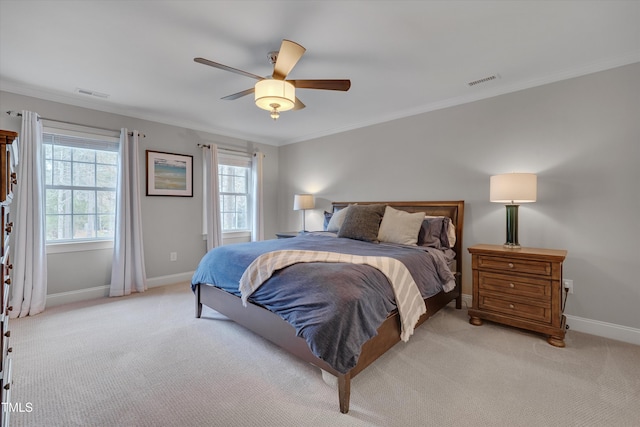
(46, 285, 110, 307)
(146, 271, 194, 288)
(565, 314, 640, 346)
(45, 271, 195, 307)
(46, 240, 113, 254)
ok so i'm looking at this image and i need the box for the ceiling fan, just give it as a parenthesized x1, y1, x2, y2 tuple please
(194, 39, 351, 120)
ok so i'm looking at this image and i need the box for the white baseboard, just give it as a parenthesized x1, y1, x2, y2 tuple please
(46, 286, 640, 347)
(565, 314, 640, 346)
(459, 293, 640, 346)
(45, 271, 195, 308)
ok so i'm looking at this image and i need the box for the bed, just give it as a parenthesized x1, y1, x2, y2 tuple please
(192, 200, 464, 413)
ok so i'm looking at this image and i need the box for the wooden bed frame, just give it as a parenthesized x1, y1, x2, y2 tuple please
(194, 200, 464, 413)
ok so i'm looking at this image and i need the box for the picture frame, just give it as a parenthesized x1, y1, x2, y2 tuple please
(146, 150, 193, 197)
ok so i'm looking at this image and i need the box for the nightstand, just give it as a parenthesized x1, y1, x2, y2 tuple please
(468, 244, 568, 347)
(275, 231, 300, 239)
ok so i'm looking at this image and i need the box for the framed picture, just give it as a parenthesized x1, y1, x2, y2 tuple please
(146, 150, 193, 197)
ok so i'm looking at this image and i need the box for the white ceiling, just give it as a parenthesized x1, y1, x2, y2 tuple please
(1, 1, 639, 146)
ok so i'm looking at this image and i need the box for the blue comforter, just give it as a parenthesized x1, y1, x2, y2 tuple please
(191, 233, 455, 374)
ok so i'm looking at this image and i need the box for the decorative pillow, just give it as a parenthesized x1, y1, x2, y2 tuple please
(326, 205, 353, 232)
(377, 206, 424, 246)
(323, 211, 333, 231)
(337, 204, 386, 242)
(425, 215, 456, 247)
(417, 217, 450, 249)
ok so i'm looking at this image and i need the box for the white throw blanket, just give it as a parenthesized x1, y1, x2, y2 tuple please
(239, 250, 427, 342)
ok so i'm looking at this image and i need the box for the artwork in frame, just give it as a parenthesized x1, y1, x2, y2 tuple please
(146, 150, 193, 197)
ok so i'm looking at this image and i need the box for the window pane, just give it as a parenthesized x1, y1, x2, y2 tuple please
(73, 214, 95, 239)
(97, 151, 118, 165)
(97, 191, 116, 214)
(53, 145, 72, 160)
(97, 214, 115, 238)
(53, 160, 72, 186)
(73, 163, 96, 187)
(46, 189, 72, 214)
(46, 215, 72, 241)
(73, 148, 95, 163)
(44, 159, 52, 185)
(74, 190, 96, 214)
(97, 164, 117, 187)
(220, 174, 234, 193)
(234, 175, 247, 192)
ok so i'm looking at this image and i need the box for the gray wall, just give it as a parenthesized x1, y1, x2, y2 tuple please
(277, 63, 640, 331)
(0, 91, 280, 296)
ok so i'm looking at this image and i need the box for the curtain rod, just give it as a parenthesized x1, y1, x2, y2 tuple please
(5, 111, 146, 138)
(197, 143, 257, 156)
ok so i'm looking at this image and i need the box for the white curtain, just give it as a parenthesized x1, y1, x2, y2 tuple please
(251, 152, 265, 241)
(110, 129, 146, 297)
(10, 110, 47, 318)
(203, 144, 222, 251)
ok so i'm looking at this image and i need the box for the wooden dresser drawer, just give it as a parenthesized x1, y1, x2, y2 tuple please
(476, 255, 552, 276)
(478, 271, 551, 300)
(478, 295, 551, 323)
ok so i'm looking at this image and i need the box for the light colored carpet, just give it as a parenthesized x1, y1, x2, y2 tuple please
(7, 282, 640, 427)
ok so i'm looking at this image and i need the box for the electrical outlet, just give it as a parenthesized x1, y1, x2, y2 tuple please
(170, 252, 177, 262)
(563, 279, 573, 294)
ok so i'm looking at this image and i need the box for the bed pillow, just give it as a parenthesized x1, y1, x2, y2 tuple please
(417, 217, 450, 249)
(377, 206, 424, 246)
(425, 215, 456, 247)
(326, 205, 351, 232)
(323, 211, 333, 231)
(337, 204, 386, 242)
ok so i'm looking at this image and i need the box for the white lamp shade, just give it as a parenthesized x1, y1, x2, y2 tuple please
(255, 79, 295, 111)
(293, 194, 315, 210)
(490, 173, 537, 203)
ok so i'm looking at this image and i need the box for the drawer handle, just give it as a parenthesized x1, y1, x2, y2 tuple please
(5, 222, 12, 233)
(3, 383, 9, 390)
(7, 347, 11, 353)
(4, 330, 9, 338)
(509, 304, 515, 309)
(509, 283, 515, 288)
(508, 263, 514, 268)
(5, 277, 10, 285)
(7, 264, 12, 270)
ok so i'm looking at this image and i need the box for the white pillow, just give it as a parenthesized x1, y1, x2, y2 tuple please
(326, 205, 351, 232)
(377, 206, 424, 246)
(425, 215, 456, 247)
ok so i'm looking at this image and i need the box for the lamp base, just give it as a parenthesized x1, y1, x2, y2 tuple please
(504, 204, 520, 247)
(503, 243, 521, 249)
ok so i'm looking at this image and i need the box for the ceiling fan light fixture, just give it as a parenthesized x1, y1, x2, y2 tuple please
(255, 79, 295, 113)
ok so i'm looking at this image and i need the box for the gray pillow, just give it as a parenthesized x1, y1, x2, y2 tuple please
(377, 205, 424, 246)
(326, 205, 351, 232)
(337, 204, 386, 242)
(417, 217, 450, 249)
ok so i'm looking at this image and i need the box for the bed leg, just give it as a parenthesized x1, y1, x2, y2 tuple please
(195, 285, 203, 318)
(338, 372, 351, 414)
(455, 272, 462, 309)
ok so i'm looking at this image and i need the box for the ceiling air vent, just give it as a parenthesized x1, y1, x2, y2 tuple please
(467, 74, 500, 87)
(75, 88, 110, 99)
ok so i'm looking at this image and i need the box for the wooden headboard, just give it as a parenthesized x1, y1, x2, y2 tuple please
(332, 200, 465, 281)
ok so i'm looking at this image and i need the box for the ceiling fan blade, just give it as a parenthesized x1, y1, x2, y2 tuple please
(221, 87, 255, 100)
(292, 97, 306, 111)
(288, 79, 351, 91)
(194, 57, 264, 81)
(272, 40, 306, 80)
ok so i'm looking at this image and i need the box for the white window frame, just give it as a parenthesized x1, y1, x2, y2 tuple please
(219, 152, 252, 238)
(42, 122, 120, 254)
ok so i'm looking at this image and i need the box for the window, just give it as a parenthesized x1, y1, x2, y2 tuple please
(43, 131, 119, 243)
(218, 154, 251, 232)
